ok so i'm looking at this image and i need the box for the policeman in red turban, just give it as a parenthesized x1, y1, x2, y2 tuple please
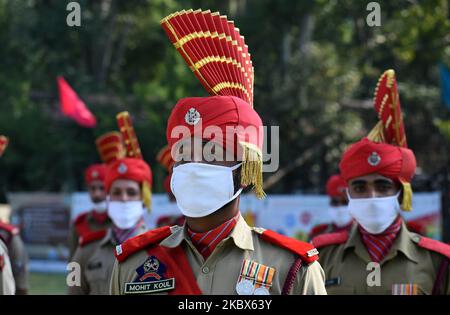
(309, 174, 352, 240)
(68, 163, 111, 259)
(69, 114, 152, 295)
(110, 9, 326, 296)
(313, 69, 450, 295)
(104, 157, 152, 231)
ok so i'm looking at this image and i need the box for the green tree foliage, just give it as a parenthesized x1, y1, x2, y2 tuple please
(0, 0, 449, 196)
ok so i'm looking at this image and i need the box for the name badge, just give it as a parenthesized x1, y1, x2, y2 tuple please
(126, 256, 176, 294)
(124, 278, 175, 294)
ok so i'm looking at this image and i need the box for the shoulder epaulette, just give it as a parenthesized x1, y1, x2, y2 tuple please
(254, 228, 319, 264)
(0, 221, 19, 235)
(115, 226, 173, 263)
(74, 212, 94, 237)
(309, 224, 329, 238)
(79, 229, 107, 247)
(74, 212, 89, 225)
(312, 230, 349, 249)
(416, 236, 450, 259)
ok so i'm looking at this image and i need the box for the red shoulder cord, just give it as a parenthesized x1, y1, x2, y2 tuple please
(281, 256, 303, 295)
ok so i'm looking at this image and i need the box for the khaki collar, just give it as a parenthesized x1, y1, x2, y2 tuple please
(99, 229, 116, 247)
(100, 224, 148, 247)
(229, 214, 254, 251)
(383, 221, 421, 264)
(344, 220, 420, 264)
(344, 224, 371, 263)
(160, 213, 254, 251)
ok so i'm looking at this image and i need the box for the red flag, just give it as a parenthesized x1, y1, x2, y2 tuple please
(57, 76, 97, 128)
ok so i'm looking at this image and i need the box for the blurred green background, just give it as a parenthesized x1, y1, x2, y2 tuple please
(1, 0, 450, 294)
(29, 273, 66, 295)
(1, 0, 449, 196)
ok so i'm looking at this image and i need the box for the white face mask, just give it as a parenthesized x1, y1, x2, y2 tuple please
(107, 200, 144, 229)
(347, 191, 400, 234)
(171, 163, 243, 218)
(92, 201, 107, 213)
(328, 206, 352, 228)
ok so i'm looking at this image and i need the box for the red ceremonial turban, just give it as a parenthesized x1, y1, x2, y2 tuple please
(104, 158, 152, 195)
(326, 174, 348, 198)
(339, 70, 417, 211)
(84, 164, 107, 184)
(160, 10, 265, 199)
(339, 138, 416, 210)
(339, 138, 416, 183)
(166, 96, 263, 157)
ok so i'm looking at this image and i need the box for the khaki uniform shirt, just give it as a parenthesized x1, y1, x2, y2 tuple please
(317, 222, 450, 295)
(68, 211, 112, 260)
(110, 215, 327, 295)
(8, 235, 28, 293)
(0, 239, 15, 295)
(68, 225, 146, 295)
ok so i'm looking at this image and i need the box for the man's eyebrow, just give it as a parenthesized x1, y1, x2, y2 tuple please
(374, 178, 394, 185)
(350, 180, 366, 186)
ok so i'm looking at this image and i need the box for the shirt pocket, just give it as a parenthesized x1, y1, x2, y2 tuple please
(85, 265, 110, 294)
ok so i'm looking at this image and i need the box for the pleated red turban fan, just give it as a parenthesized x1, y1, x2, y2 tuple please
(161, 9, 265, 198)
(103, 112, 153, 209)
(96, 131, 126, 165)
(339, 70, 416, 211)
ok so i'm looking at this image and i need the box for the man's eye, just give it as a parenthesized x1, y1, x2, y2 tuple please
(353, 186, 365, 193)
(377, 184, 392, 192)
(112, 190, 121, 197)
(127, 190, 138, 196)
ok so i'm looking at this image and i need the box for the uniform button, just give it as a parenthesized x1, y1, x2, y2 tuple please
(202, 266, 210, 274)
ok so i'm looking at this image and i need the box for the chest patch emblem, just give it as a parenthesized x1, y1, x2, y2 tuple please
(124, 256, 175, 294)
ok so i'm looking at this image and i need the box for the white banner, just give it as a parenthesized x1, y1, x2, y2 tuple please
(70, 192, 443, 240)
